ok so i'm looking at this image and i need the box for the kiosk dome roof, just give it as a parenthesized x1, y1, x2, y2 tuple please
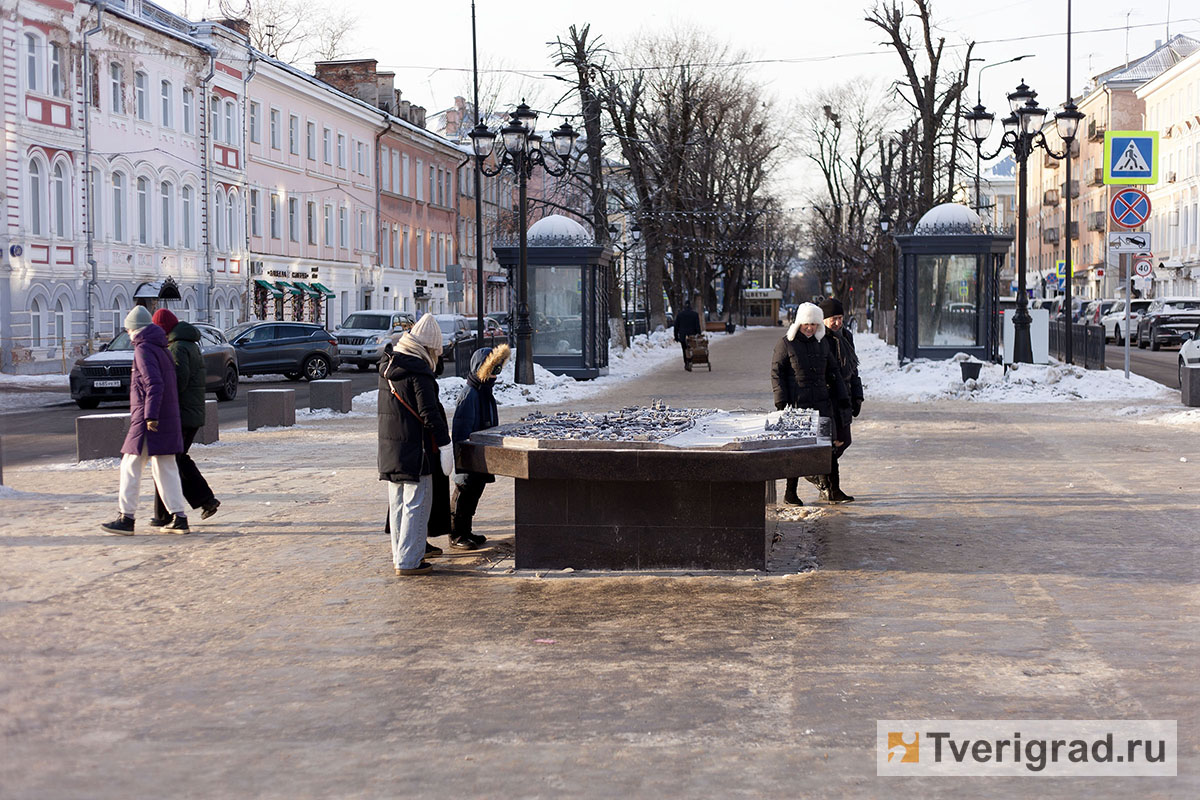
(528, 214, 591, 241)
(914, 203, 985, 234)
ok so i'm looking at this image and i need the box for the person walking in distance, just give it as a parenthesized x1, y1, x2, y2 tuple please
(449, 344, 510, 550)
(674, 301, 702, 371)
(770, 302, 849, 506)
(100, 306, 189, 534)
(806, 298, 861, 503)
(149, 309, 220, 526)
(378, 314, 453, 576)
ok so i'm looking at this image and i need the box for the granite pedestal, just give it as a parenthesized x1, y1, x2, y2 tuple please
(246, 389, 296, 431)
(461, 426, 830, 571)
(76, 413, 131, 462)
(1183, 366, 1200, 408)
(309, 379, 353, 413)
(195, 400, 220, 444)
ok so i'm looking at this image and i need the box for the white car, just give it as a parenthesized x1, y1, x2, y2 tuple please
(1179, 323, 1200, 389)
(1100, 299, 1152, 343)
(335, 311, 414, 370)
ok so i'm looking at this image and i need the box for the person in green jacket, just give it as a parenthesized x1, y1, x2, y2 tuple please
(151, 309, 220, 524)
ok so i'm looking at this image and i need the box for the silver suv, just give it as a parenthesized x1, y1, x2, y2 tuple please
(335, 311, 415, 370)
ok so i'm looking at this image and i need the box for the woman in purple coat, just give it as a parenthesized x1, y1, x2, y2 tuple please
(100, 306, 189, 535)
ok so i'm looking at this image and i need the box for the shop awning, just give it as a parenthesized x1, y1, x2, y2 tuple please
(310, 281, 336, 297)
(275, 281, 305, 295)
(486, 275, 508, 285)
(254, 279, 283, 298)
(290, 280, 319, 297)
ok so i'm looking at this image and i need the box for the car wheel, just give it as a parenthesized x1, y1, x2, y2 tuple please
(216, 365, 239, 401)
(303, 355, 331, 381)
(357, 362, 371, 371)
(284, 371, 302, 381)
(1138, 330, 1147, 349)
(75, 398, 100, 410)
(1150, 330, 1160, 351)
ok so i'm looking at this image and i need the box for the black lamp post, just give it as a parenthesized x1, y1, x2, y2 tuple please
(964, 81, 1083, 364)
(468, 102, 578, 384)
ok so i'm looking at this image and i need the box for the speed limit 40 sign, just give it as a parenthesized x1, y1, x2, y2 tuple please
(1134, 257, 1154, 277)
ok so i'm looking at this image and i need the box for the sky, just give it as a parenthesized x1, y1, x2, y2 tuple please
(170, 0, 1198, 203)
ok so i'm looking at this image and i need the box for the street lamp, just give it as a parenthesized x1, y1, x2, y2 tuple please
(965, 80, 1082, 364)
(468, 101, 579, 384)
(972, 54, 1035, 213)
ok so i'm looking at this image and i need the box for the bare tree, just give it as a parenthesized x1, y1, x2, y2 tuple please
(225, 0, 356, 63)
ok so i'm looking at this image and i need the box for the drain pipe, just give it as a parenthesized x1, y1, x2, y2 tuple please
(200, 49, 215, 323)
(375, 112, 388, 313)
(241, 50, 258, 323)
(83, 1, 106, 351)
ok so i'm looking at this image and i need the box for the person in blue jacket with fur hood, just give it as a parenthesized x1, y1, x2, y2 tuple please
(448, 343, 510, 550)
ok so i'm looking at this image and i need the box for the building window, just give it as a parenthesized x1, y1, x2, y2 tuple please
(270, 194, 280, 239)
(30, 297, 45, 347)
(224, 101, 236, 146)
(324, 205, 333, 246)
(307, 201, 316, 245)
(416, 229, 424, 269)
(249, 101, 260, 143)
(270, 109, 280, 150)
(28, 159, 45, 236)
(214, 191, 225, 251)
(25, 34, 41, 93)
(250, 189, 260, 237)
(182, 88, 194, 134)
(136, 177, 149, 244)
(392, 152, 400, 192)
(112, 172, 125, 242)
(160, 80, 173, 128)
(210, 95, 220, 142)
(51, 161, 68, 237)
(323, 127, 332, 164)
(381, 147, 390, 191)
(227, 192, 237, 252)
(134, 71, 149, 121)
(110, 63, 125, 114)
(306, 121, 316, 160)
(50, 43, 66, 98)
(55, 298, 69, 345)
(402, 154, 410, 195)
(401, 226, 408, 267)
(337, 134, 346, 168)
(289, 114, 299, 155)
(89, 168, 102, 240)
(357, 210, 366, 250)
(355, 141, 365, 173)
(429, 166, 435, 205)
(338, 207, 348, 248)
(160, 181, 173, 247)
(416, 160, 423, 201)
(288, 197, 299, 242)
(182, 186, 194, 248)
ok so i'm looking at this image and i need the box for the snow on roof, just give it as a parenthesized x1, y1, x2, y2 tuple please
(528, 214, 590, 241)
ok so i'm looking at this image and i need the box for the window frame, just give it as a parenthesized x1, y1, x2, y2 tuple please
(134, 71, 149, 121)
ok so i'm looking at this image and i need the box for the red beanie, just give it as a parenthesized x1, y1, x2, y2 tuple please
(152, 308, 179, 334)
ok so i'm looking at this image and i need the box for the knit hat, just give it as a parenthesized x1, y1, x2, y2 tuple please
(124, 305, 153, 333)
(787, 302, 826, 342)
(819, 298, 844, 319)
(151, 308, 179, 335)
(407, 313, 444, 351)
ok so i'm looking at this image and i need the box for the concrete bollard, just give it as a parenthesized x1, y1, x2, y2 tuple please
(309, 379, 353, 413)
(1183, 366, 1200, 408)
(247, 389, 296, 431)
(195, 399, 220, 444)
(76, 413, 131, 462)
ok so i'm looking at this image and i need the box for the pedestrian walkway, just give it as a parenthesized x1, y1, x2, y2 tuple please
(0, 327, 1195, 797)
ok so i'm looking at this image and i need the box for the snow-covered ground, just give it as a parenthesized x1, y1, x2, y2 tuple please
(856, 333, 1178, 405)
(0, 372, 69, 389)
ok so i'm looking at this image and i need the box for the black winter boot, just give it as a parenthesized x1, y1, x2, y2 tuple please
(782, 477, 803, 506)
(825, 460, 854, 504)
(101, 515, 135, 535)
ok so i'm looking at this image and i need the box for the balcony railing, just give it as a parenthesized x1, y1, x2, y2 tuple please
(1043, 188, 1060, 206)
(1089, 167, 1104, 187)
(1069, 220, 1079, 240)
(1044, 151, 1060, 169)
(1088, 119, 1105, 142)
(1043, 228, 1061, 244)
(1087, 210, 1106, 232)
(1061, 180, 1080, 199)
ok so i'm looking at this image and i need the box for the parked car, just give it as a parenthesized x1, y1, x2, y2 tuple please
(485, 313, 510, 335)
(1081, 299, 1119, 326)
(1050, 295, 1089, 321)
(69, 322, 239, 409)
(432, 314, 506, 362)
(1135, 297, 1200, 351)
(225, 321, 339, 380)
(335, 311, 414, 370)
(1100, 299, 1152, 342)
(1179, 323, 1200, 389)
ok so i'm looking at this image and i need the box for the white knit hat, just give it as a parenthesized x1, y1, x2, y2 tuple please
(407, 313, 444, 351)
(787, 302, 826, 341)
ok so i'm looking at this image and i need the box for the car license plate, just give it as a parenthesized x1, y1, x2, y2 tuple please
(93, 379, 121, 388)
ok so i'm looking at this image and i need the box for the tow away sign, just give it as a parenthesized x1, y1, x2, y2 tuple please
(1109, 231, 1152, 253)
(1103, 131, 1158, 185)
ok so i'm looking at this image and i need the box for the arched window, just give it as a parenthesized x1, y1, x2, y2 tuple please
(226, 190, 237, 252)
(111, 171, 125, 242)
(89, 167, 102, 239)
(25, 33, 41, 93)
(51, 160, 67, 237)
(224, 100, 236, 146)
(54, 297, 69, 346)
(134, 71, 149, 121)
(136, 176, 149, 244)
(28, 159, 45, 236)
(214, 191, 225, 251)
(160, 80, 173, 128)
(30, 297, 46, 347)
(181, 185, 194, 248)
(110, 295, 124, 336)
(50, 43, 65, 98)
(160, 181, 173, 247)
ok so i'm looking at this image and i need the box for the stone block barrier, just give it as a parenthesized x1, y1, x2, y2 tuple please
(247, 389, 296, 431)
(196, 399, 220, 444)
(76, 413, 131, 462)
(309, 379, 353, 413)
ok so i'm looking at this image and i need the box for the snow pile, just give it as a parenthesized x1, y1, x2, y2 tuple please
(1138, 408, 1200, 426)
(0, 392, 71, 414)
(354, 328, 684, 413)
(0, 372, 70, 388)
(856, 333, 1175, 403)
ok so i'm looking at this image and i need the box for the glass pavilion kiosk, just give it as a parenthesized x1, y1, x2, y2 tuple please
(893, 203, 1014, 363)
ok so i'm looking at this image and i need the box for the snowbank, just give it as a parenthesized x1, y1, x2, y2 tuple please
(0, 372, 69, 388)
(856, 332, 1176, 403)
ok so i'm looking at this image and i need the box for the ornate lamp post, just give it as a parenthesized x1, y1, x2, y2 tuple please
(964, 81, 1083, 364)
(468, 102, 578, 384)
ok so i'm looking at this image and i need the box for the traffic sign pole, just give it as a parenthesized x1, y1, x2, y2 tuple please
(1124, 253, 1131, 380)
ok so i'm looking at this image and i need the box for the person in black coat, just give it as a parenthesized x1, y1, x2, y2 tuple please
(674, 301, 702, 370)
(770, 302, 849, 506)
(449, 344, 510, 549)
(803, 298, 862, 503)
(378, 314, 452, 576)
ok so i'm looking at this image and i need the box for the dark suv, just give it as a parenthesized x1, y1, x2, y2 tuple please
(69, 322, 239, 409)
(225, 321, 339, 380)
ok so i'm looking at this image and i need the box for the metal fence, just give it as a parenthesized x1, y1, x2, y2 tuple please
(1048, 321, 1106, 369)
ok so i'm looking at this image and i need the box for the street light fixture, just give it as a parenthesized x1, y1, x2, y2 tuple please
(966, 80, 1082, 364)
(468, 101, 579, 384)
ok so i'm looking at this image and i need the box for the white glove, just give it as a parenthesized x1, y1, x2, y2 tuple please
(439, 447, 454, 477)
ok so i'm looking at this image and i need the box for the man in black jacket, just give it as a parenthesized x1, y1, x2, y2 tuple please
(674, 301, 702, 370)
(807, 298, 862, 503)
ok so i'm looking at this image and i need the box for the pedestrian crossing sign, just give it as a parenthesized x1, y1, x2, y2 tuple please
(1103, 131, 1158, 185)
